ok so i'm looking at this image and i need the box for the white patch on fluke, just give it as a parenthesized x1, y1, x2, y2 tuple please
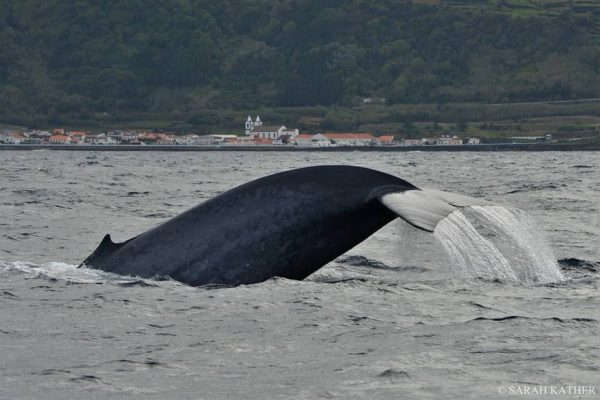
(421, 188, 493, 208)
(380, 188, 490, 232)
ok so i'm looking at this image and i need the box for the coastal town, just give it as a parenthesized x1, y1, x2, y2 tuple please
(1, 115, 486, 148)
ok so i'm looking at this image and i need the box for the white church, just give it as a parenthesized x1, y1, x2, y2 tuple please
(244, 116, 299, 140)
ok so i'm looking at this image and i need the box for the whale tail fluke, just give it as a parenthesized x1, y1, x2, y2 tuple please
(380, 189, 492, 232)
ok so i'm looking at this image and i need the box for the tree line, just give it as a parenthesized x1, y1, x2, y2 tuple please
(0, 0, 598, 127)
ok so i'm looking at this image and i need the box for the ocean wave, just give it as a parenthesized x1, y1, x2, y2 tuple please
(469, 315, 597, 324)
(0, 260, 166, 286)
(505, 183, 564, 194)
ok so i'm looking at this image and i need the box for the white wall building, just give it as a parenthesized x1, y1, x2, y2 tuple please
(321, 133, 375, 146)
(402, 139, 421, 146)
(86, 133, 118, 145)
(251, 125, 299, 140)
(245, 115, 299, 139)
(121, 131, 141, 142)
(0, 132, 25, 144)
(175, 134, 200, 145)
(293, 134, 332, 147)
(192, 134, 239, 145)
(436, 135, 452, 145)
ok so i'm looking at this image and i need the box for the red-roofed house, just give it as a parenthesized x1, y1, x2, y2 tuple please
(69, 131, 87, 144)
(49, 135, 71, 144)
(378, 135, 395, 145)
(449, 135, 463, 145)
(252, 137, 275, 145)
(138, 132, 162, 144)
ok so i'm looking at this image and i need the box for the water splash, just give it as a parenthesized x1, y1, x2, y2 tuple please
(434, 211, 517, 281)
(471, 206, 564, 283)
(434, 206, 564, 284)
(0, 260, 166, 286)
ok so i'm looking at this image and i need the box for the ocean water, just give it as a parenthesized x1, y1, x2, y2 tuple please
(0, 150, 598, 399)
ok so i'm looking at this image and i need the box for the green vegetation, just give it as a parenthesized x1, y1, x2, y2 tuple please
(0, 0, 599, 138)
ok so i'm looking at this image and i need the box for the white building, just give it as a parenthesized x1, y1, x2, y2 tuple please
(0, 131, 26, 144)
(321, 133, 375, 146)
(293, 134, 332, 147)
(121, 131, 141, 142)
(86, 133, 118, 145)
(175, 134, 200, 145)
(211, 134, 238, 143)
(434, 135, 462, 145)
(436, 135, 452, 145)
(402, 139, 421, 146)
(245, 115, 299, 140)
(245, 115, 262, 135)
(294, 133, 379, 147)
(251, 125, 299, 140)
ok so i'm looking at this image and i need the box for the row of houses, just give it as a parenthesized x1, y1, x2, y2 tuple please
(1, 122, 481, 147)
(293, 133, 392, 147)
(0, 129, 124, 145)
(244, 115, 394, 146)
(242, 116, 480, 147)
(0, 129, 245, 146)
(289, 133, 480, 147)
(403, 135, 481, 146)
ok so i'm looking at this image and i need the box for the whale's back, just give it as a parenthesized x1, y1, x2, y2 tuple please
(81, 166, 413, 286)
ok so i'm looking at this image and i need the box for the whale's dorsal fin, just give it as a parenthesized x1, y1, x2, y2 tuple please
(78, 234, 130, 269)
(379, 189, 492, 232)
(97, 234, 121, 253)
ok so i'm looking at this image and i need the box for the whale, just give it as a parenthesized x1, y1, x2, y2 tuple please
(80, 165, 487, 286)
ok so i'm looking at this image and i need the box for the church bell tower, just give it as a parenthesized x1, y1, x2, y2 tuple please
(245, 115, 254, 135)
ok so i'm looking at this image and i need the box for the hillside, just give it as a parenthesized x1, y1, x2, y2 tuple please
(0, 0, 599, 132)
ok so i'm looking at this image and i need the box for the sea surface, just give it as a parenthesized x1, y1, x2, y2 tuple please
(0, 150, 598, 399)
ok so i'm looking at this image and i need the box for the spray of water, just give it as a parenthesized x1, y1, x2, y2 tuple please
(471, 206, 564, 283)
(434, 206, 564, 284)
(434, 211, 517, 281)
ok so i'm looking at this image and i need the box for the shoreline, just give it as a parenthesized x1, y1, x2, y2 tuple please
(1, 143, 598, 152)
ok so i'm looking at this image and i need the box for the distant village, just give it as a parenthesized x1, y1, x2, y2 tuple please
(0, 116, 482, 147)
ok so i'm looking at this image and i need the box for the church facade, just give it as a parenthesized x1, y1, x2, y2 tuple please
(244, 116, 299, 140)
